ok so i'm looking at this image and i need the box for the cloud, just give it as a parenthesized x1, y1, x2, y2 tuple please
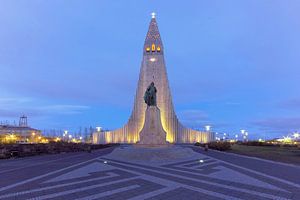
(252, 117, 300, 134)
(39, 105, 90, 115)
(0, 97, 32, 105)
(0, 96, 90, 118)
(279, 99, 300, 110)
(177, 109, 209, 127)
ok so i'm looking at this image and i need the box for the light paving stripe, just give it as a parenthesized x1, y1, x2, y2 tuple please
(161, 159, 295, 193)
(99, 159, 244, 200)
(100, 158, 291, 200)
(127, 186, 180, 200)
(183, 161, 219, 169)
(218, 160, 300, 188)
(0, 158, 99, 193)
(0, 153, 90, 175)
(191, 147, 300, 188)
(26, 177, 139, 200)
(74, 185, 140, 200)
(182, 159, 216, 168)
(98, 159, 238, 200)
(204, 147, 300, 169)
(100, 161, 234, 200)
(0, 172, 118, 199)
(161, 159, 204, 167)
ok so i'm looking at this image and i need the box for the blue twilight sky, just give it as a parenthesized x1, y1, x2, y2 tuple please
(0, 1, 300, 139)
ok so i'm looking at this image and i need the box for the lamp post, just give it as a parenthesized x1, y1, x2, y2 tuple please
(205, 125, 211, 132)
(96, 127, 102, 132)
(245, 132, 248, 141)
(63, 130, 68, 141)
(240, 130, 247, 142)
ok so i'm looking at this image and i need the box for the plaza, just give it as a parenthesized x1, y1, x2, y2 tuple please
(0, 145, 299, 200)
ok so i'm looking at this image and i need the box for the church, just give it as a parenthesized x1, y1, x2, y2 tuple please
(93, 14, 215, 144)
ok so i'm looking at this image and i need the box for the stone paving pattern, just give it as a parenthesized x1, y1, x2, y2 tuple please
(0, 145, 299, 200)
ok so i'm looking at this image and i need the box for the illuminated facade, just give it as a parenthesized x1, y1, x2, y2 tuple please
(0, 116, 41, 143)
(93, 15, 215, 144)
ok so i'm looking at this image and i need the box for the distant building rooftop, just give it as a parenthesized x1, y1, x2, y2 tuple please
(0, 116, 41, 137)
(0, 125, 40, 132)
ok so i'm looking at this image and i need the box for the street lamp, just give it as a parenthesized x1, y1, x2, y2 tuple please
(96, 127, 102, 132)
(240, 130, 248, 142)
(63, 130, 68, 137)
(205, 125, 211, 132)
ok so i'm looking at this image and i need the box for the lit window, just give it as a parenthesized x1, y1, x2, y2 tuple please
(157, 46, 161, 52)
(150, 57, 156, 62)
(151, 44, 156, 51)
(146, 47, 150, 52)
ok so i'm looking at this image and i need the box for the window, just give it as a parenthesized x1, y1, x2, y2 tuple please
(151, 44, 156, 51)
(146, 47, 150, 52)
(157, 46, 161, 52)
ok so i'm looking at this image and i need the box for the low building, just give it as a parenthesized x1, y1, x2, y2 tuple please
(0, 116, 41, 143)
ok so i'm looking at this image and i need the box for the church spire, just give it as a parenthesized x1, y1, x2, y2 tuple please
(144, 12, 163, 55)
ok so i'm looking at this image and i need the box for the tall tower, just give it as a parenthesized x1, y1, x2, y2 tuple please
(93, 14, 214, 144)
(19, 115, 28, 127)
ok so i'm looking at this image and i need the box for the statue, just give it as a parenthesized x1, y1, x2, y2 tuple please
(139, 81, 167, 145)
(144, 82, 157, 106)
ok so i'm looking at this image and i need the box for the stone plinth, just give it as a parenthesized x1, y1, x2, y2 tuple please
(138, 106, 167, 145)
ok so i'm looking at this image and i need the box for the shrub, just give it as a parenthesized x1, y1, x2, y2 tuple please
(194, 142, 201, 146)
(240, 141, 297, 147)
(208, 142, 231, 151)
(0, 142, 119, 159)
(194, 142, 231, 151)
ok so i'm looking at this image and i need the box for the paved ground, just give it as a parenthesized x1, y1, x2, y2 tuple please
(0, 145, 299, 200)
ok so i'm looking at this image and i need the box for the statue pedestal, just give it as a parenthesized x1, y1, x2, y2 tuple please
(138, 106, 167, 145)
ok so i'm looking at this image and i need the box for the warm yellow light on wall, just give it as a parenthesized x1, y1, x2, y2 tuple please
(146, 47, 150, 52)
(151, 44, 155, 51)
(157, 46, 161, 52)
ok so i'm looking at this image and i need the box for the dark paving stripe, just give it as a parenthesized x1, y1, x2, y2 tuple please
(191, 146, 300, 185)
(101, 159, 280, 199)
(169, 165, 220, 175)
(103, 157, 292, 198)
(44, 178, 164, 200)
(1, 169, 139, 200)
(183, 159, 217, 168)
(146, 187, 225, 200)
(161, 158, 210, 168)
(97, 179, 165, 200)
(0, 147, 115, 188)
(164, 163, 294, 198)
